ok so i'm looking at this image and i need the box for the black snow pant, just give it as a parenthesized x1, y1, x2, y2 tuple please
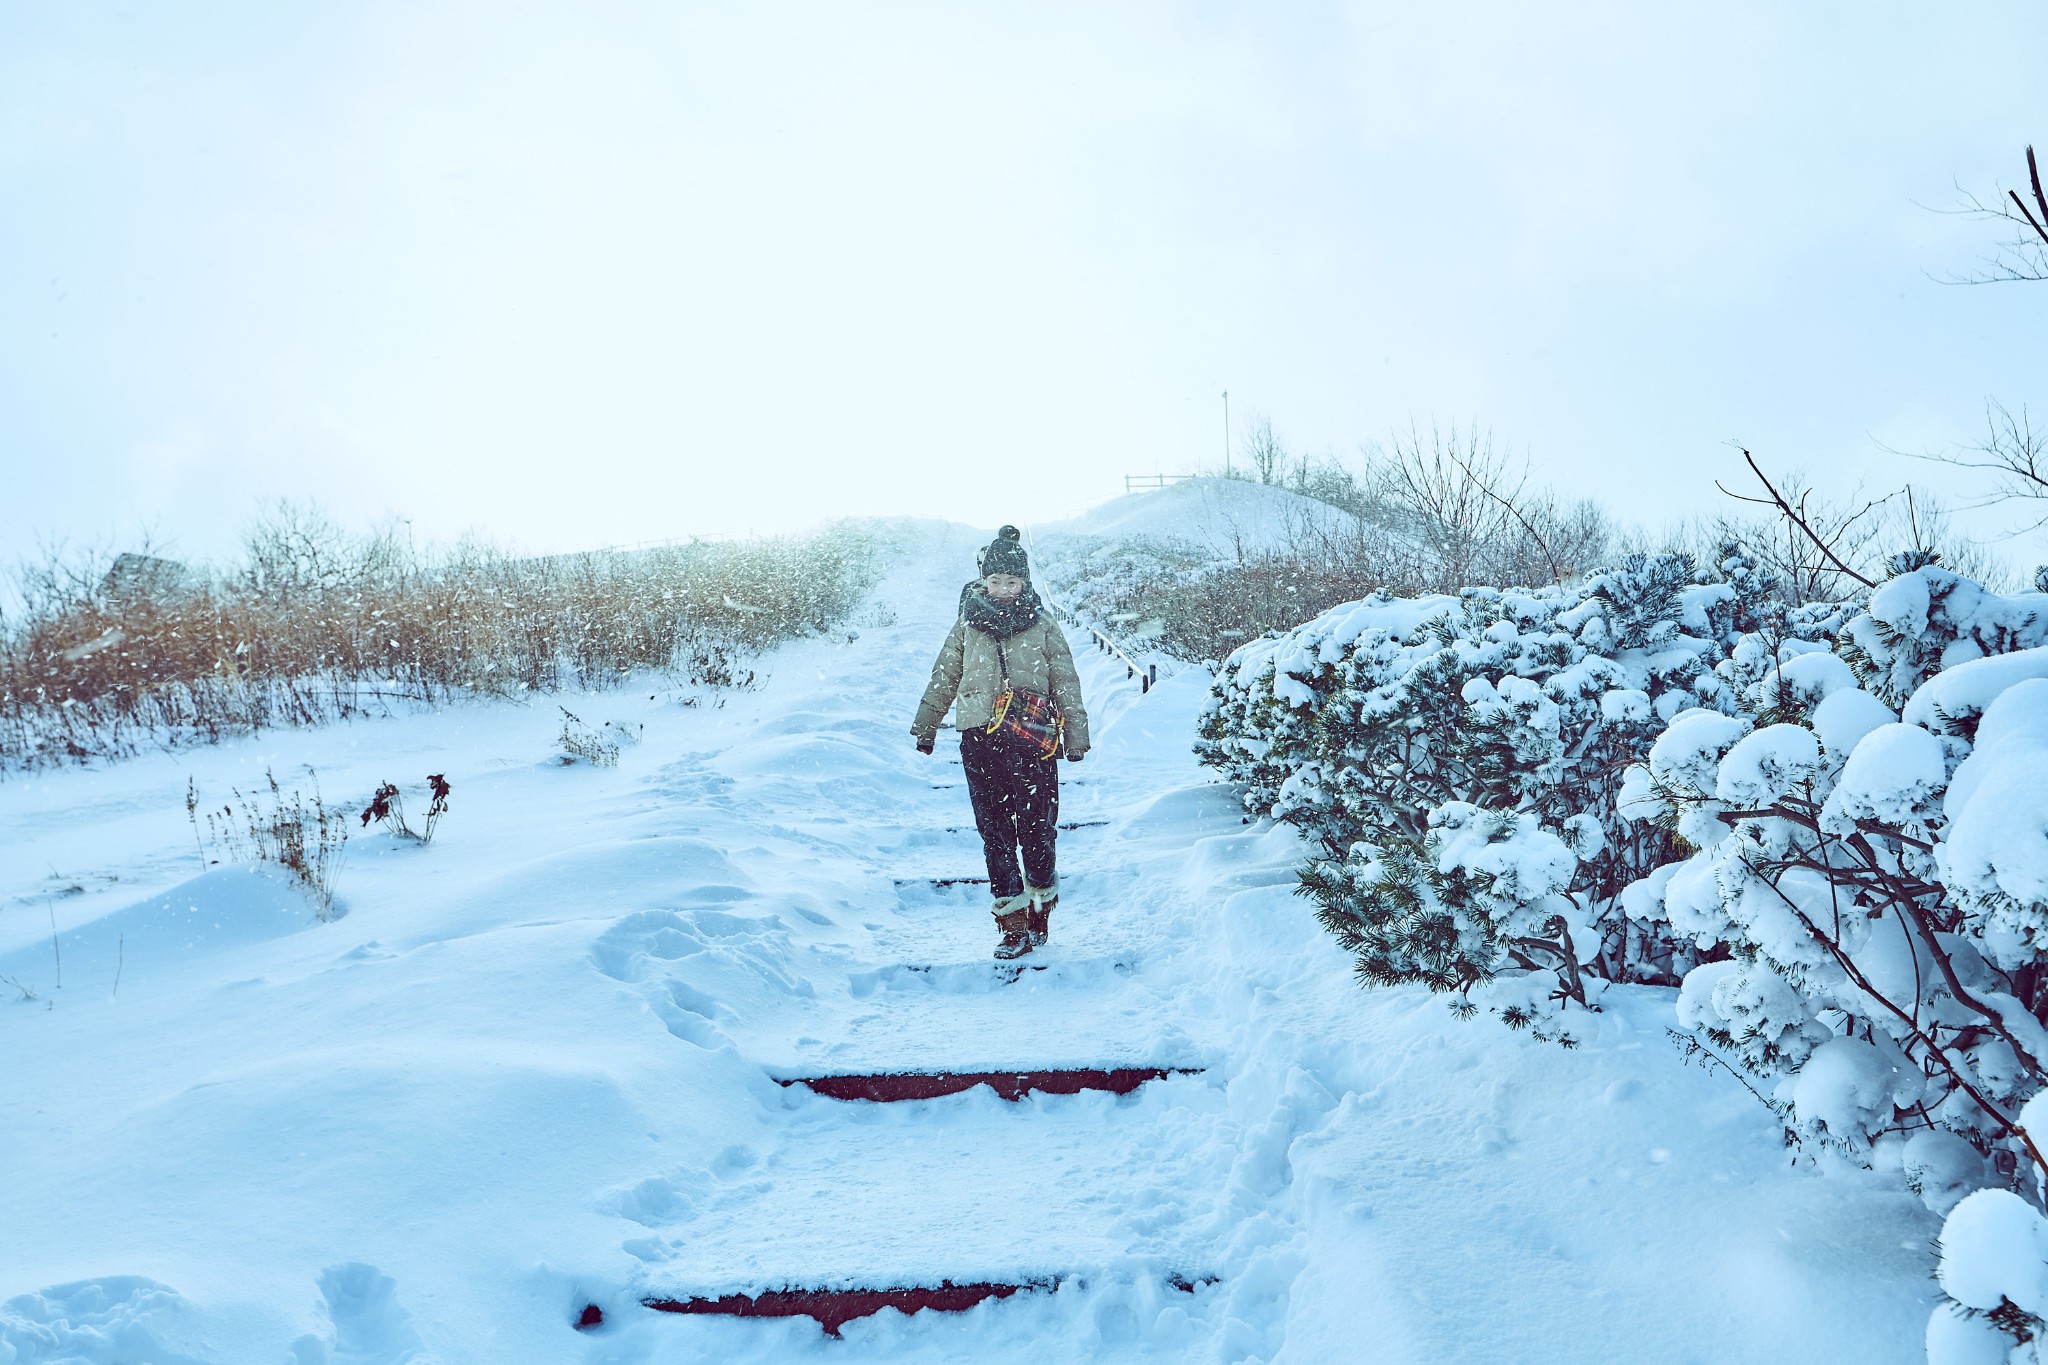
(958, 726, 1059, 901)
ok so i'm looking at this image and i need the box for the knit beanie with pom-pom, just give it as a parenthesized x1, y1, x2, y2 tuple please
(977, 525, 1030, 580)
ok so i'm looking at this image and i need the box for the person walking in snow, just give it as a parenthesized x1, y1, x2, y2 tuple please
(912, 526, 1090, 960)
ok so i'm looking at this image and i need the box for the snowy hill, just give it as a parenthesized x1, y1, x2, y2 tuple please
(1034, 477, 1366, 561)
(0, 521, 1934, 1362)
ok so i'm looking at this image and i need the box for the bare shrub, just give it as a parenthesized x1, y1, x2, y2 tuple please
(1715, 449, 2019, 600)
(663, 633, 757, 702)
(1072, 430, 1622, 662)
(1219, 424, 1619, 588)
(557, 708, 621, 766)
(360, 774, 452, 842)
(1282, 454, 1397, 527)
(1940, 143, 2048, 285)
(1364, 425, 1616, 588)
(1240, 414, 1287, 486)
(192, 769, 349, 918)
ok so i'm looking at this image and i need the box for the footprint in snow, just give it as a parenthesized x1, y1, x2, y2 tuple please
(290, 1263, 439, 1365)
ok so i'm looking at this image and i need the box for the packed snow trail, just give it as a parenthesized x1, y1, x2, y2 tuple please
(583, 529, 1245, 1347)
(0, 521, 1937, 1363)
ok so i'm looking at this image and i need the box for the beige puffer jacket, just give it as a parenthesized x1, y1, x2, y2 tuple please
(913, 612, 1090, 757)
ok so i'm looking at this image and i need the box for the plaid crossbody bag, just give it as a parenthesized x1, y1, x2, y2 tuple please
(987, 637, 1064, 760)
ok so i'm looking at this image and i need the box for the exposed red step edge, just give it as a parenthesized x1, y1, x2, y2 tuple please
(639, 1279, 1055, 1336)
(780, 1066, 1194, 1103)
(586, 1275, 1217, 1336)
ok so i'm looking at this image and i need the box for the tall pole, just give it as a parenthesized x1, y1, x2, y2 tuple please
(1222, 390, 1230, 476)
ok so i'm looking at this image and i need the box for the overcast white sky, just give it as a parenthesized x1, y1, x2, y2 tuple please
(2, 2, 2043, 562)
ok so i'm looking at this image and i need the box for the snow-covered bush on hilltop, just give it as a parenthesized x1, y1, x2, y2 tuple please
(1198, 548, 1827, 1039)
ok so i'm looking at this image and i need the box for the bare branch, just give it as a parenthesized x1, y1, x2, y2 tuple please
(1721, 448, 1877, 589)
(1936, 145, 2048, 284)
(1446, 442, 1564, 585)
(1901, 404, 2048, 549)
(2030, 144, 2048, 238)
(2009, 188, 2048, 247)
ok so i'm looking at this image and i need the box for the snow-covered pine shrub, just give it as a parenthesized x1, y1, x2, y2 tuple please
(1629, 565, 2048, 1152)
(1837, 552, 2046, 711)
(1199, 542, 2048, 1351)
(1609, 564, 2048, 1358)
(1199, 549, 1807, 1036)
(1931, 1095, 2048, 1365)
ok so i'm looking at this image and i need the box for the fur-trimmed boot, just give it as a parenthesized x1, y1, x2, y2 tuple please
(991, 892, 1035, 960)
(1024, 878, 1059, 949)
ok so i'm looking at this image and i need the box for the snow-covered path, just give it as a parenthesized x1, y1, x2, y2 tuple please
(589, 528, 1251, 1346)
(1, 523, 1938, 1363)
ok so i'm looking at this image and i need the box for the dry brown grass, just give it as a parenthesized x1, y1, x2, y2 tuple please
(1, 510, 877, 771)
(1088, 555, 1409, 662)
(188, 769, 350, 919)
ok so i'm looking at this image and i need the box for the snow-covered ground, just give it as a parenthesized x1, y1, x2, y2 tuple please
(2, 519, 1936, 1362)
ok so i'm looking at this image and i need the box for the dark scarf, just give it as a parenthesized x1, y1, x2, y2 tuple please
(959, 580, 1043, 641)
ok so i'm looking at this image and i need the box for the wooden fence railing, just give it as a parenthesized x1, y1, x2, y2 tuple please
(1123, 474, 1194, 493)
(1021, 523, 1163, 695)
(1081, 623, 1159, 693)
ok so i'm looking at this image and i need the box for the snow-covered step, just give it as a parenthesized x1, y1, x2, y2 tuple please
(931, 778, 1100, 790)
(743, 971, 1198, 1074)
(938, 818, 1112, 834)
(618, 1074, 1231, 1300)
(780, 1065, 1196, 1103)
(599, 1270, 1221, 1338)
(851, 958, 1141, 991)
(859, 910, 1138, 969)
(869, 861, 1153, 938)
(636, 1279, 1053, 1337)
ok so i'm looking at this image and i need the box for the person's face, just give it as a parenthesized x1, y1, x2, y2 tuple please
(984, 573, 1025, 601)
